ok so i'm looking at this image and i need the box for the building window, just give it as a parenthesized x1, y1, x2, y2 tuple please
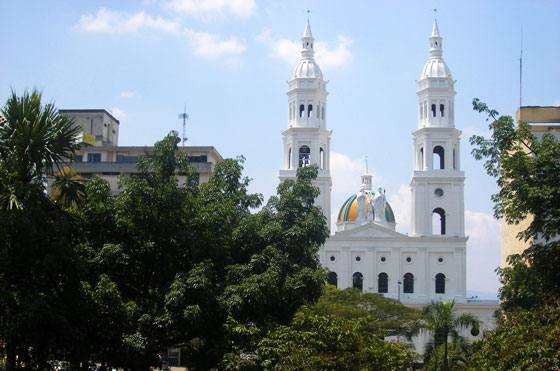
(453, 148, 456, 170)
(433, 145, 444, 169)
(308, 104, 313, 118)
(419, 147, 424, 169)
(353, 272, 363, 292)
(431, 104, 436, 117)
(330, 255, 335, 262)
(320, 147, 325, 170)
(433, 208, 446, 235)
(403, 273, 414, 293)
(436, 273, 446, 294)
(74, 155, 83, 163)
(378, 273, 388, 293)
(87, 153, 101, 163)
(440, 104, 445, 117)
(327, 272, 338, 288)
(299, 104, 305, 117)
(298, 145, 310, 167)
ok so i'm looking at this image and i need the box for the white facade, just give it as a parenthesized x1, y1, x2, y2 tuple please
(320, 19, 467, 305)
(277, 22, 497, 352)
(278, 20, 332, 231)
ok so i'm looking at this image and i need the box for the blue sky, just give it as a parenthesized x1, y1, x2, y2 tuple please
(2, 0, 559, 297)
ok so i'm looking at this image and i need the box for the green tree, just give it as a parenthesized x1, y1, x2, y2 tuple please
(470, 99, 560, 311)
(222, 286, 421, 370)
(467, 303, 560, 370)
(78, 132, 328, 369)
(0, 90, 86, 370)
(421, 300, 479, 371)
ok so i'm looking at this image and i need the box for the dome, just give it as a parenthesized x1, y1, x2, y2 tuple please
(293, 59, 323, 79)
(337, 190, 396, 224)
(420, 58, 452, 80)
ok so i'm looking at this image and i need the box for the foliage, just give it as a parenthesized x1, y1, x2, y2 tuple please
(421, 300, 479, 371)
(0, 90, 86, 370)
(222, 286, 420, 370)
(466, 303, 560, 370)
(470, 99, 560, 311)
(77, 132, 329, 369)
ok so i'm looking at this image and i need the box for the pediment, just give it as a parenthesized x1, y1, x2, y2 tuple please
(331, 222, 407, 239)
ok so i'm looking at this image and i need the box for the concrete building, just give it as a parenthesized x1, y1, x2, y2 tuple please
(501, 106, 560, 267)
(58, 109, 222, 194)
(280, 20, 498, 354)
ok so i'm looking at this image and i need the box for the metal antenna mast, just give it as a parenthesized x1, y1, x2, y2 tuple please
(178, 105, 189, 146)
(520, 26, 523, 108)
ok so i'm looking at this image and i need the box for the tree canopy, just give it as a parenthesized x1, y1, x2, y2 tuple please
(470, 99, 560, 311)
(74, 132, 329, 369)
(222, 286, 422, 370)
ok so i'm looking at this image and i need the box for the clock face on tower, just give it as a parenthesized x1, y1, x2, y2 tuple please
(435, 188, 444, 197)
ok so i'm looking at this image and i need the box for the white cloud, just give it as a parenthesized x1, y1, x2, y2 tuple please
(110, 107, 127, 120)
(76, 8, 181, 34)
(388, 185, 411, 234)
(119, 91, 136, 99)
(164, 0, 257, 21)
(465, 210, 501, 294)
(256, 29, 353, 69)
(76, 8, 246, 61)
(184, 29, 245, 58)
(316, 35, 353, 69)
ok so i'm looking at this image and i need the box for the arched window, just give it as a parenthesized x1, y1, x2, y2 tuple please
(433, 145, 444, 169)
(378, 273, 388, 293)
(419, 147, 424, 170)
(433, 208, 446, 235)
(403, 273, 414, 293)
(431, 104, 436, 117)
(440, 104, 445, 117)
(435, 273, 445, 294)
(353, 272, 363, 291)
(298, 145, 310, 168)
(288, 148, 292, 169)
(327, 272, 338, 288)
(308, 104, 313, 118)
(299, 104, 305, 118)
(322, 106, 325, 120)
(320, 148, 325, 170)
(316, 104, 320, 118)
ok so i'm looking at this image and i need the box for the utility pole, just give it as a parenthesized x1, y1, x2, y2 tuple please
(178, 105, 189, 146)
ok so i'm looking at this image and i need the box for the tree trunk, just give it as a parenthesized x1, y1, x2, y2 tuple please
(443, 338, 449, 371)
(6, 341, 16, 371)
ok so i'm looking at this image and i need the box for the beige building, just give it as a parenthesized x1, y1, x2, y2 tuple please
(57, 109, 223, 195)
(501, 106, 560, 267)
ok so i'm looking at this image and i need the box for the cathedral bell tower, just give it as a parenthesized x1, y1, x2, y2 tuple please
(279, 20, 332, 231)
(411, 20, 465, 237)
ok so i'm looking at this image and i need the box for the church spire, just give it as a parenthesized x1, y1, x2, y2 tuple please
(429, 19, 443, 59)
(301, 19, 315, 60)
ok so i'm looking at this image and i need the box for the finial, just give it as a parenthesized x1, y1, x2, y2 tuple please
(307, 9, 310, 21)
(365, 156, 368, 173)
(433, 8, 437, 19)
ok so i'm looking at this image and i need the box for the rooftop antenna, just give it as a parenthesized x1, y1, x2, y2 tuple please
(519, 25, 523, 108)
(178, 105, 189, 146)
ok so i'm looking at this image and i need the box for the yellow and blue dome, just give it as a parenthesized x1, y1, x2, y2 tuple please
(337, 190, 396, 224)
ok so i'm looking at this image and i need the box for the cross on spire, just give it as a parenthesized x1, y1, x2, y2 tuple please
(433, 8, 437, 19)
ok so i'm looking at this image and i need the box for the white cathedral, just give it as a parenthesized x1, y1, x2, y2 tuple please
(278, 19, 497, 346)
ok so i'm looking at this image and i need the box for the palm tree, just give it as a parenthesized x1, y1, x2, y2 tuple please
(50, 166, 86, 210)
(421, 299, 479, 371)
(0, 89, 81, 208)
